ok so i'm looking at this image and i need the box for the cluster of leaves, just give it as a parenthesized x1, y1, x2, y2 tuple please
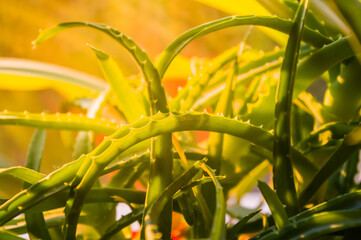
(1, 0, 361, 239)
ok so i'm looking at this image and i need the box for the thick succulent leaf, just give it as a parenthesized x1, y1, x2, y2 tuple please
(23, 129, 51, 240)
(156, 15, 332, 78)
(34, 21, 168, 113)
(273, 0, 310, 215)
(253, 210, 361, 240)
(258, 180, 290, 229)
(0, 111, 289, 226)
(200, 163, 226, 240)
(294, 37, 354, 100)
(0, 111, 118, 134)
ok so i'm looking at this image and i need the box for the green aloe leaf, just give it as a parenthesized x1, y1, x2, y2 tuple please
(90, 46, 147, 122)
(0, 112, 281, 226)
(273, 0, 310, 215)
(156, 15, 332, 78)
(33, 21, 168, 113)
(227, 210, 260, 240)
(22, 129, 51, 240)
(101, 207, 143, 240)
(0, 111, 118, 134)
(254, 210, 361, 240)
(258, 180, 290, 229)
(200, 163, 226, 240)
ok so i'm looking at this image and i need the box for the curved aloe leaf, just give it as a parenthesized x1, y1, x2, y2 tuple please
(23, 129, 51, 240)
(252, 189, 361, 239)
(0, 167, 45, 184)
(273, 0, 310, 215)
(254, 210, 361, 240)
(293, 37, 354, 99)
(34, 21, 173, 238)
(33, 21, 168, 113)
(156, 15, 332, 78)
(0, 112, 273, 226)
(0, 58, 107, 92)
(0, 111, 118, 134)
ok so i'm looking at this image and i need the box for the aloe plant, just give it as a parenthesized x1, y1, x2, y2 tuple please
(1, 0, 361, 239)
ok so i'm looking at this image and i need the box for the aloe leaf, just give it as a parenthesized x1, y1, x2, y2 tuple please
(254, 210, 361, 240)
(293, 37, 354, 100)
(33, 21, 168, 113)
(258, 180, 290, 229)
(282, 0, 329, 36)
(227, 210, 260, 240)
(299, 125, 361, 206)
(0, 112, 275, 226)
(0, 167, 45, 184)
(0, 111, 118, 134)
(35, 21, 172, 238)
(334, 0, 361, 59)
(251, 189, 361, 239)
(101, 207, 143, 240)
(90, 46, 147, 122)
(22, 129, 51, 240)
(273, 0, 310, 215)
(0, 58, 106, 92)
(144, 160, 203, 239)
(200, 163, 226, 240)
(156, 15, 332, 78)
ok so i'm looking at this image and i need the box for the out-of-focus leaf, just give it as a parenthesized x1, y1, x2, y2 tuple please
(0, 111, 118, 134)
(230, 160, 270, 202)
(0, 230, 25, 240)
(193, 0, 287, 46)
(258, 180, 290, 229)
(253, 210, 361, 240)
(227, 210, 260, 240)
(23, 129, 51, 240)
(0, 58, 107, 98)
(300, 125, 361, 206)
(90, 46, 146, 122)
(0, 167, 45, 184)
